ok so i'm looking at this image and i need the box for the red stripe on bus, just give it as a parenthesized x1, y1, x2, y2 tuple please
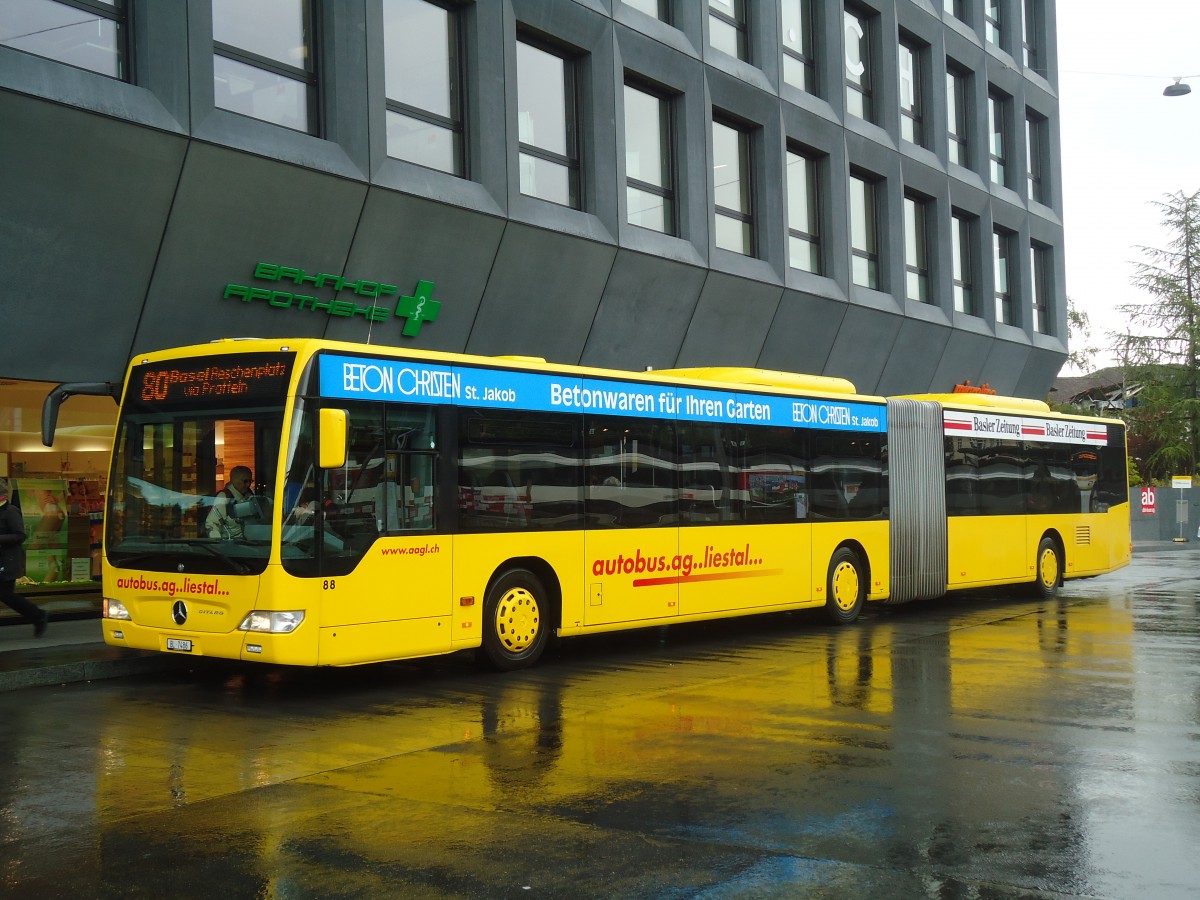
(633, 569, 785, 588)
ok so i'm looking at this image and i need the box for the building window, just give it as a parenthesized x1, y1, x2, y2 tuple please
(1031, 242, 1050, 334)
(213, 0, 318, 134)
(781, 0, 815, 93)
(943, 0, 964, 19)
(383, 0, 463, 176)
(994, 228, 1014, 324)
(625, 0, 669, 22)
(624, 81, 675, 234)
(985, 0, 1002, 48)
(516, 38, 580, 209)
(952, 212, 975, 314)
(713, 117, 753, 256)
(0, 0, 128, 78)
(1022, 0, 1040, 71)
(844, 8, 873, 122)
(709, 0, 747, 61)
(786, 148, 820, 273)
(904, 193, 930, 303)
(898, 38, 924, 146)
(1026, 112, 1046, 203)
(850, 173, 879, 289)
(946, 66, 968, 166)
(988, 89, 1009, 187)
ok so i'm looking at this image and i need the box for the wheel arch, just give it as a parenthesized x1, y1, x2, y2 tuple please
(486, 555, 563, 632)
(1038, 528, 1066, 587)
(833, 539, 871, 594)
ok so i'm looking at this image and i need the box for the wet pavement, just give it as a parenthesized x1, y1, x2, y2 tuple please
(0, 543, 1198, 897)
(0, 613, 182, 692)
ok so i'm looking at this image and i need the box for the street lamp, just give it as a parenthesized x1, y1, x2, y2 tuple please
(1164, 77, 1194, 97)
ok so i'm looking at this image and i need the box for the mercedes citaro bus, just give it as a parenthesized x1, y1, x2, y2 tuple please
(43, 338, 1130, 670)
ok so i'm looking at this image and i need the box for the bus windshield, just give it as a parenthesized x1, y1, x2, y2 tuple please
(107, 407, 283, 575)
(105, 351, 294, 576)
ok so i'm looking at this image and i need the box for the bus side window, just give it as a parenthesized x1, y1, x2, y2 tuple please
(808, 464, 849, 520)
(975, 443, 1024, 515)
(384, 405, 438, 533)
(1091, 438, 1128, 510)
(740, 427, 807, 524)
(459, 409, 581, 532)
(405, 465, 434, 530)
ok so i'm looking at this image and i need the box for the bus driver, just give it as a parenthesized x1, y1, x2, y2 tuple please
(206, 466, 254, 539)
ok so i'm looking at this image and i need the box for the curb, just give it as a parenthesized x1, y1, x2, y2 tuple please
(0, 647, 190, 692)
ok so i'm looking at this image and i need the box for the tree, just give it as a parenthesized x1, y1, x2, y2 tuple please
(1065, 296, 1097, 373)
(1115, 190, 1200, 480)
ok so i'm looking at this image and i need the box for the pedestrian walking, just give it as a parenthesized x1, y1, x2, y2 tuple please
(0, 478, 49, 637)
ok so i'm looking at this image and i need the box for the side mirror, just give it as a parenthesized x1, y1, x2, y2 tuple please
(319, 409, 348, 469)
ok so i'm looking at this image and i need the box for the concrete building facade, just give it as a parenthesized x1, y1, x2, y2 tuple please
(1, 0, 1065, 470)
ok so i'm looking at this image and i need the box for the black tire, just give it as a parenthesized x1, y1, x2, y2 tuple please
(1034, 536, 1061, 599)
(824, 547, 865, 625)
(481, 568, 550, 671)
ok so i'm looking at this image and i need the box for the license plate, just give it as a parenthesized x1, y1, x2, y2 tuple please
(166, 638, 192, 652)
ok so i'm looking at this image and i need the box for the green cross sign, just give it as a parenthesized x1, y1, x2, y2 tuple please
(395, 280, 441, 337)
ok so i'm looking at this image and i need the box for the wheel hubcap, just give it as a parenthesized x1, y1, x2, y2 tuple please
(832, 562, 860, 611)
(495, 587, 540, 653)
(1040, 549, 1058, 588)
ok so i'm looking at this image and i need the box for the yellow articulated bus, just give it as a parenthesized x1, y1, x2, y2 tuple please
(44, 338, 1130, 670)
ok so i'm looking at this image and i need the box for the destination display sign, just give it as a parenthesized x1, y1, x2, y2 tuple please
(319, 354, 887, 432)
(126, 352, 295, 412)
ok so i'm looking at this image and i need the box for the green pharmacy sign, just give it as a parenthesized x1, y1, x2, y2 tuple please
(223, 263, 441, 337)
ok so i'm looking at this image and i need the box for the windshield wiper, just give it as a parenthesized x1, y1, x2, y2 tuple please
(187, 542, 252, 574)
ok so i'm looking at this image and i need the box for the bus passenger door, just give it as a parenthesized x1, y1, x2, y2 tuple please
(321, 404, 451, 627)
(678, 428, 812, 615)
(584, 528, 679, 627)
(583, 417, 679, 627)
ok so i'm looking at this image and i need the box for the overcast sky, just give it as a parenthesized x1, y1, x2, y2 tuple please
(1056, 0, 1200, 372)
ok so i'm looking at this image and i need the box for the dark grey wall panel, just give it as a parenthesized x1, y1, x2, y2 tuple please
(134, 143, 367, 355)
(931, 328, 993, 391)
(327, 190, 506, 353)
(0, 38, 187, 133)
(676, 273, 782, 366)
(467, 225, 617, 363)
(978, 338, 1032, 396)
(0, 92, 186, 382)
(756, 290, 846, 375)
(875, 319, 953, 396)
(580, 251, 707, 370)
(1014, 349, 1064, 400)
(825, 306, 904, 395)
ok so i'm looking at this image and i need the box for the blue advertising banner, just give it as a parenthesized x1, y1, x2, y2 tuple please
(319, 355, 887, 433)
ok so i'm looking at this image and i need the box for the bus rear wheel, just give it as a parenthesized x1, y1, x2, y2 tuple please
(825, 547, 865, 625)
(1034, 536, 1061, 599)
(482, 568, 549, 671)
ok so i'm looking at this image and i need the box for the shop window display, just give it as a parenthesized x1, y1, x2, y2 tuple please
(10, 477, 105, 586)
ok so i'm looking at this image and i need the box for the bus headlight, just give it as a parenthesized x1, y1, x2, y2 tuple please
(104, 598, 131, 620)
(238, 610, 305, 634)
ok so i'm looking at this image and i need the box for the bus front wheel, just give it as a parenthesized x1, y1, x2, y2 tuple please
(482, 568, 549, 671)
(825, 547, 865, 625)
(1034, 536, 1061, 599)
